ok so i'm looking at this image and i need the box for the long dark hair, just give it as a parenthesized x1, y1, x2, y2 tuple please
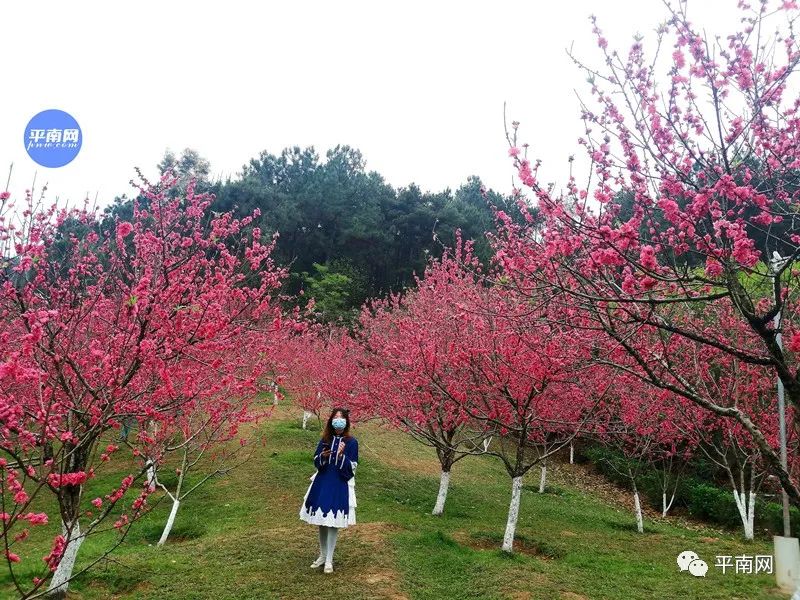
(321, 407, 351, 443)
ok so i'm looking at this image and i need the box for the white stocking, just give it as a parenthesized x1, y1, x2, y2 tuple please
(325, 526, 339, 564)
(318, 526, 328, 559)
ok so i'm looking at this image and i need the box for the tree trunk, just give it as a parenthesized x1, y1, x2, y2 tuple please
(483, 436, 492, 452)
(158, 449, 187, 546)
(146, 458, 157, 492)
(47, 519, 84, 599)
(302, 410, 312, 430)
(733, 488, 756, 540)
(569, 442, 574, 465)
(538, 463, 547, 493)
(272, 382, 279, 406)
(157, 497, 181, 546)
(632, 482, 644, 534)
(661, 484, 678, 517)
(48, 441, 87, 599)
(432, 469, 451, 516)
(502, 476, 523, 552)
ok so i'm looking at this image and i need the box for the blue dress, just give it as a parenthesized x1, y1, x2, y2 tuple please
(299, 435, 358, 528)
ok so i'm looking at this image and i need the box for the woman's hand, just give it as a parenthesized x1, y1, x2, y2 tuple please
(321, 449, 332, 458)
(337, 441, 346, 457)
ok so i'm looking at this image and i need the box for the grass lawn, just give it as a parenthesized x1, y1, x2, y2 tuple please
(0, 402, 788, 599)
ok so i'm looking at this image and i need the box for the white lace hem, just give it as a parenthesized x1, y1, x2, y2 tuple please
(299, 504, 356, 527)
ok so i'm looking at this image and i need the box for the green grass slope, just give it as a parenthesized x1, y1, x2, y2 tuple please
(0, 404, 787, 599)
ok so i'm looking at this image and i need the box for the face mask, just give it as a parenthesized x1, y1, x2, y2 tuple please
(332, 417, 347, 431)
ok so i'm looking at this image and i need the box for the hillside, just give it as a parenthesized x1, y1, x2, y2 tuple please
(1, 402, 785, 600)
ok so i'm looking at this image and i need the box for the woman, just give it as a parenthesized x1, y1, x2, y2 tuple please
(299, 408, 358, 574)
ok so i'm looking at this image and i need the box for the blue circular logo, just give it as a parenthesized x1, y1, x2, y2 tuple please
(24, 109, 82, 168)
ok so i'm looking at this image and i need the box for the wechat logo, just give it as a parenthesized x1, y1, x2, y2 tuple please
(677, 550, 708, 577)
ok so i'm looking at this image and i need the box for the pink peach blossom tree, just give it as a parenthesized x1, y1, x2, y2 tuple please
(496, 0, 800, 510)
(353, 243, 492, 516)
(0, 174, 285, 598)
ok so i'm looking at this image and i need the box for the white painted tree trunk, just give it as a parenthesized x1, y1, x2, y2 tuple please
(502, 476, 523, 552)
(633, 491, 644, 533)
(47, 519, 84, 598)
(538, 464, 547, 493)
(157, 498, 181, 546)
(569, 442, 574, 464)
(158, 449, 187, 547)
(432, 470, 451, 515)
(482, 436, 492, 452)
(733, 489, 756, 540)
(302, 410, 312, 430)
(146, 458, 157, 492)
(272, 382, 279, 406)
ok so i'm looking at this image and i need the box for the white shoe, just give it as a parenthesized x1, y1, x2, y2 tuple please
(310, 556, 325, 568)
(324, 562, 333, 574)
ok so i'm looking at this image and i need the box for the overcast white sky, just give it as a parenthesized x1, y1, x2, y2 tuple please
(1, 1, 739, 208)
